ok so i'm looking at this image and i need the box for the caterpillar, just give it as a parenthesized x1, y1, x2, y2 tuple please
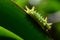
(25, 6, 52, 31)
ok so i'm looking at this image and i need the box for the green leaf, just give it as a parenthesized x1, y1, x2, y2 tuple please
(11, 0, 28, 8)
(0, 26, 23, 40)
(0, 0, 51, 40)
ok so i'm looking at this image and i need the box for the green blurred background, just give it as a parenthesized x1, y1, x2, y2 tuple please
(0, 0, 60, 40)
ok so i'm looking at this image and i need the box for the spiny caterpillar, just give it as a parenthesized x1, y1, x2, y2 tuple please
(25, 6, 52, 31)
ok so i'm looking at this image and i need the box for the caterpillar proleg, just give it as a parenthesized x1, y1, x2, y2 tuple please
(25, 6, 52, 31)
